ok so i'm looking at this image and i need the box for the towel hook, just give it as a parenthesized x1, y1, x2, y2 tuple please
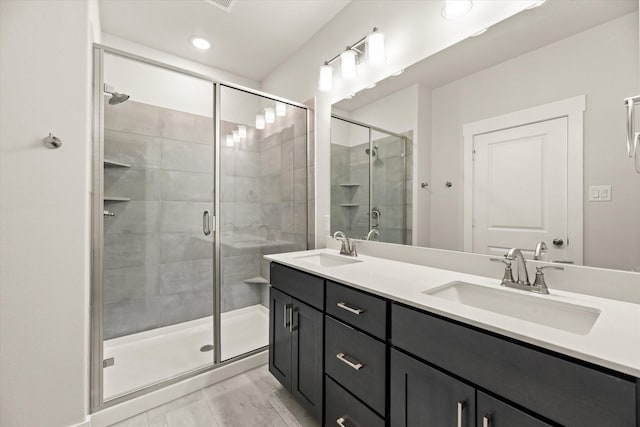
(44, 133, 62, 149)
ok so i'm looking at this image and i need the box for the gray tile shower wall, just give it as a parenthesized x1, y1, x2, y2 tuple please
(103, 99, 214, 340)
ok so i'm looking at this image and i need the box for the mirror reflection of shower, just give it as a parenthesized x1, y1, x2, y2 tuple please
(103, 83, 130, 105)
(365, 145, 378, 156)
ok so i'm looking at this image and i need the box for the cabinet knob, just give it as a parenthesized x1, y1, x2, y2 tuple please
(457, 401, 465, 427)
(483, 414, 491, 427)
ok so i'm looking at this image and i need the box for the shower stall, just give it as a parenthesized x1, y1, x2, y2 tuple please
(91, 47, 310, 409)
(330, 115, 412, 245)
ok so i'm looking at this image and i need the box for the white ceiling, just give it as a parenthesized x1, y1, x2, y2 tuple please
(99, 0, 351, 82)
(336, 0, 638, 111)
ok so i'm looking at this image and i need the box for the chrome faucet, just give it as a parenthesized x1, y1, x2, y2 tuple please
(491, 247, 564, 294)
(533, 241, 548, 260)
(507, 248, 530, 285)
(333, 231, 357, 256)
(365, 229, 380, 241)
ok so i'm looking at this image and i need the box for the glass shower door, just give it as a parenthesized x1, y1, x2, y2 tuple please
(101, 52, 215, 400)
(218, 85, 308, 361)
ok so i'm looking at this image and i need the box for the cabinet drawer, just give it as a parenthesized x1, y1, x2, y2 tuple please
(325, 375, 384, 427)
(270, 263, 324, 310)
(325, 316, 386, 415)
(477, 392, 553, 427)
(326, 281, 387, 339)
(392, 303, 637, 427)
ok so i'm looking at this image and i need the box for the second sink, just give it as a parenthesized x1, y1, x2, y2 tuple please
(423, 281, 600, 335)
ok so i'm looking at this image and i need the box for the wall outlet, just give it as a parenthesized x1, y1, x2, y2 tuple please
(588, 185, 612, 201)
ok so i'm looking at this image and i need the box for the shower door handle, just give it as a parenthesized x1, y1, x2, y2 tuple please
(203, 210, 211, 236)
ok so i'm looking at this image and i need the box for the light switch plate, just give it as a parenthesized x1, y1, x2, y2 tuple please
(588, 185, 612, 201)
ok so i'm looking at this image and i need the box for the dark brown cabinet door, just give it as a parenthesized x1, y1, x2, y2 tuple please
(269, 287, 292, 390)
(390, 349, 475, 427)
(477, 392, 553, 427)
(291, 299, 324, 421)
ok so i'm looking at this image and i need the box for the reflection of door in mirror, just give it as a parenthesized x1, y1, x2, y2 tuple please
(470, 118, 568, 262)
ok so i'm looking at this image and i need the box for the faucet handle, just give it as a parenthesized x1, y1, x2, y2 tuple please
(490, 257, 514, 285)
(535, 265, 565, 273)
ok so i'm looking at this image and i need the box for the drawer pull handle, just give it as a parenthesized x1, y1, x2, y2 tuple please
(336, 416, 348, 427)
(483, 414, 491, 427)
(336, 352, 363, 370)
(457, 401, 464, 427)
(337, 302, 364, 315)
(283, 304, 292, 332)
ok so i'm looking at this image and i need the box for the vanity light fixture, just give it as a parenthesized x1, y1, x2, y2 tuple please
(317, 27, 386, 92)
(264, 107, 275, 124)
(225, 134, 234, 147)
(441, 0, 473, 20)
(190, 36, 211, 50)
(237, 125, 247, 139)
(255, 114, 265, 130)
(232, 130, 240, 143)
(276, 102, 286, 117)
(340, 48, 357, 79)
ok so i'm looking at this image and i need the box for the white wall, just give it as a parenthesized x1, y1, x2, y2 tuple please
(429, 12, 640, 271)
(0, 1, 93, 425)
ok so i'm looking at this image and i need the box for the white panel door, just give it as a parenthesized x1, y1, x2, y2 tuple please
(472, 117, 568, 260)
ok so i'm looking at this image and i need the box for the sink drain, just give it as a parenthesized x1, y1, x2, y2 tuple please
(200, 344, 214, 352)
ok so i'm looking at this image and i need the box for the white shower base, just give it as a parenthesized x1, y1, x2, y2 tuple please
(103, 304, 269, 400)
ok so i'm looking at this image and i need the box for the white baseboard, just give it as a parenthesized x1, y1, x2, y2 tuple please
(90, 351, 268, 427)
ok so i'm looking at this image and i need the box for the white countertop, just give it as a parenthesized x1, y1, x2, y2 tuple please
(265, 248, 640, 378)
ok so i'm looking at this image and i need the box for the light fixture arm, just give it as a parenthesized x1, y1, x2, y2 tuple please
(322, 27, 378, 66)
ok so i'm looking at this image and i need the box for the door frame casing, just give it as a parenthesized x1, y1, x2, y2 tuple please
(462, 95, 585, 264)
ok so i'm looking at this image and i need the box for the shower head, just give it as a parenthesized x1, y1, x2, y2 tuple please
(108, 92, 130, 105)
(365, 145, 378, 157)
(103, 84, 130, 105)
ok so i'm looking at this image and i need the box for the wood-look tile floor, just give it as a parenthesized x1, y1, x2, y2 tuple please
(109, 365, 320, 427)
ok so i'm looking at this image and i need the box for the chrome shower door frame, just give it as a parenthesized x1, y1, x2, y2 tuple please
(90, 45, 310, 412)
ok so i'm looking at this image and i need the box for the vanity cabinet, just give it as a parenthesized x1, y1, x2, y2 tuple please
(269, 264, 324, 421)
(268, 262, 639, 427)
(390, 348, 552, 427)
(391, 303, 637, 427)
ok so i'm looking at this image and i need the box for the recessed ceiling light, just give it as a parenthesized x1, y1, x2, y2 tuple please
(441, 0, 473, 20)
(526, 0, 546, 9)
(190, 36, 211, 50)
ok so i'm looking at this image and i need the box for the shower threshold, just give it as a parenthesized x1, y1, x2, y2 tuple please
(103, 304, 269, 400)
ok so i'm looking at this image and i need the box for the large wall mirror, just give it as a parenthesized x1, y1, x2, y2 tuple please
(330, 0, 640, 272)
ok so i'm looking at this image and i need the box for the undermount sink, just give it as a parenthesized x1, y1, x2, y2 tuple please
(294, 252, 363, 268)
(423, 281, 601, 335)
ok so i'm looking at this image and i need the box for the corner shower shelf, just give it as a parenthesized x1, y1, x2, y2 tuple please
(104, 196, 131, 202)
(339, 183, 360, 187)
(104, 159, 131, 168)
(340, 204, 360, 207)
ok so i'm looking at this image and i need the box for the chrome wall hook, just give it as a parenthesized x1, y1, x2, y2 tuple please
(44, 133, 62, 149)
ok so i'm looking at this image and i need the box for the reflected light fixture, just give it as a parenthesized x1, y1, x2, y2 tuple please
(442, 0, 473, 20)
(226, 134, 234, 147)
(237, 125, 247, 139)
(190, 36, 211, 50)
(366, 27, 385, 65)
(264, 107, 275, 124)
(255, 114, 265, 130)
(232, 130, 240, 143)
(276, 102, 286, 117)
(318, 27, 385, 92)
